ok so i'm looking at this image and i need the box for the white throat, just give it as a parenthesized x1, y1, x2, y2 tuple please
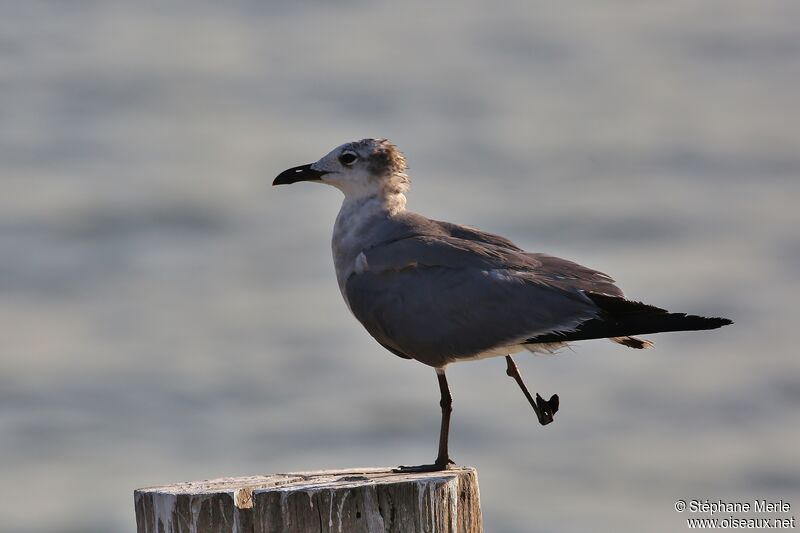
(326, 170, 409, 216)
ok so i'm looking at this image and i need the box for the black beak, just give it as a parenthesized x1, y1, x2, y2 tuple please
(273, 164, 328, 186)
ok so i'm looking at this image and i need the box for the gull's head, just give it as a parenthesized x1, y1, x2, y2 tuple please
(273, 138, 409, 200)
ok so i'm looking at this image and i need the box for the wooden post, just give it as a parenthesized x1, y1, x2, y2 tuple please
(135, 466, 482, 533)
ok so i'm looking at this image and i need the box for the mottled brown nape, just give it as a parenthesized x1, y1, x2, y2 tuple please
(359, 138, 408, 177)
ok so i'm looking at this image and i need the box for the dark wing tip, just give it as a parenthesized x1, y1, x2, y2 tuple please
(525, 296, 733, 345)
(709, 317, 734, 327)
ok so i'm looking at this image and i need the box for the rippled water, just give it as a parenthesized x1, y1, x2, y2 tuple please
(1, 1, 799, 531)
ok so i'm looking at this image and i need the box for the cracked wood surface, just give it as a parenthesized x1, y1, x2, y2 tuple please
(134, 466, 482, 533)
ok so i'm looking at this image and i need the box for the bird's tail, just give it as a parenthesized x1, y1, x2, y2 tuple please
(525, 293, 732, 346)
(611, 336, 654, 349)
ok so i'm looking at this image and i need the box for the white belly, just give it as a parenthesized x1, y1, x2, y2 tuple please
(455, 342, 567, 362)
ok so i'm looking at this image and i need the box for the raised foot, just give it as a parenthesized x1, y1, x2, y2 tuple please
(505, 355, 560, 426)
(535, 393, 559, 425)
(393, 459, 456, 473)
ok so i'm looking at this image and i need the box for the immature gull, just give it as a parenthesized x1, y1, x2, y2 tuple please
(273, 138, 732, 471)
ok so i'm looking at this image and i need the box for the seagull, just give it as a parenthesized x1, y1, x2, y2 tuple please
(273, 138, 732, 471)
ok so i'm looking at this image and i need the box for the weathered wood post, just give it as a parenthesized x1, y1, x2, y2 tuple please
(135, 466, 482, 533)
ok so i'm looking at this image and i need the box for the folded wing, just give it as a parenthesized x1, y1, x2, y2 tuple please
(345, 234, 607, 367)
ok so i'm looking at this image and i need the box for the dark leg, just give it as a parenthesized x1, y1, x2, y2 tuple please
(505, 355, 559, 425)
(395, 368, 455, 472)
(434, 368, 454, 467)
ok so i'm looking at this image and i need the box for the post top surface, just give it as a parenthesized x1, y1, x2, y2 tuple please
(135, 466, 478, 496)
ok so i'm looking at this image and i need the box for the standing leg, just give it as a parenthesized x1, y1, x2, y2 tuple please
(505, 355, 559, 425)
(396, 368, 455, 472)
(434, 367, 454, 468)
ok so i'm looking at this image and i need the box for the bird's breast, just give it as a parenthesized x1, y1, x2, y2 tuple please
(331, 203, 381, 296)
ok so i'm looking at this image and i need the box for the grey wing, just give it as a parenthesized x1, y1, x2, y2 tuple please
(431, 218, 524, 251)
(345, 237, 601, 367)
(423, 218, 621, 295)
(361, 234, 533, 272)
(527, 253, 624, 297)
(362, 233, 621, 295)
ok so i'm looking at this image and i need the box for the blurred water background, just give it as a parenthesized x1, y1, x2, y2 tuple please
(1, 1, 799, 531)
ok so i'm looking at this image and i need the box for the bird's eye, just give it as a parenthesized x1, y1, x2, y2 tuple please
(338, 152, 358, 166)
